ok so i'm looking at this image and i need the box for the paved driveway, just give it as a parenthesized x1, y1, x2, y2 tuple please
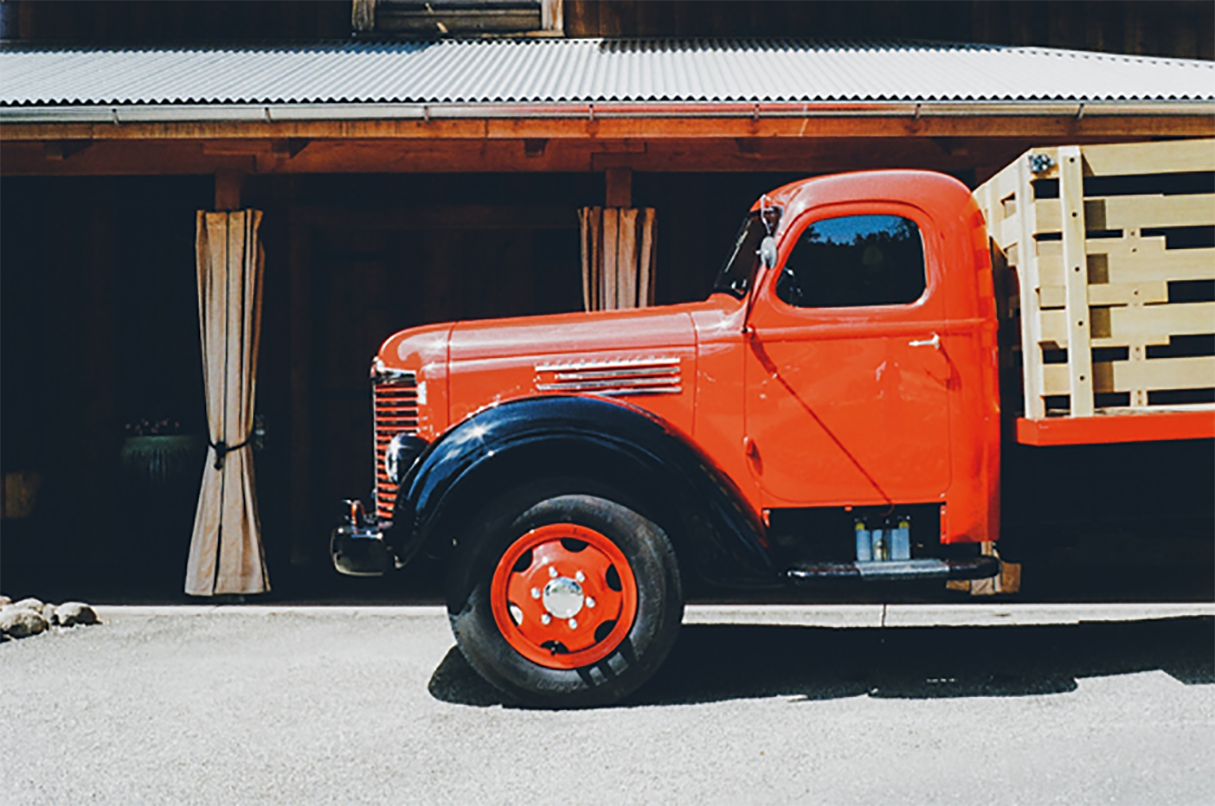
(3, 604, 1213, 805)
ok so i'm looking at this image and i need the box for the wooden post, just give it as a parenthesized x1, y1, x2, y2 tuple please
(605, 167, 632, 208)
(1015, 153, 1047, 419)
(352, 0, 376, 33)
(1059, 145, 1095, 416)
(215, 171, 244, 212)
(541, 0, 563, 32)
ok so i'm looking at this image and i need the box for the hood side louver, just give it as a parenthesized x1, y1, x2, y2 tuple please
(535, 356, 681, 396)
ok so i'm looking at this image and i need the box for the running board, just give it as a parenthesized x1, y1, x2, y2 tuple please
(785, 556, 1001, 583)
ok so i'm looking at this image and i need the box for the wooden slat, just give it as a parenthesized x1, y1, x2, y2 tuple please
(1103, 244, 1215, 283)
(1040, 302, 1215, 347)
(1036, 241, 1215, 286)
(1044, 355, 1215, 395)
(1099, 301, 1215, 345)
(1038, 280, 1169, 309)
(1076, 139, 1215, 175)
(1034, 194, 1215, 232)
(998, 213, 1021, 254)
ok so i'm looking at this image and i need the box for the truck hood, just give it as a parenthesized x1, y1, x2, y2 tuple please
(441, 302, 723, 431)
(448, 302, 703, 362)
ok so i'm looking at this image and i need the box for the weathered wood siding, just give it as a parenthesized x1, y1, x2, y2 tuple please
(564, 1, 1213, 60)
(5, 0, 350, 44)
(6, 1, 1211, 61)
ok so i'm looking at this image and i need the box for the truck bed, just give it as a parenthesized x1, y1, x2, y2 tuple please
(974, 139, 1215, 446)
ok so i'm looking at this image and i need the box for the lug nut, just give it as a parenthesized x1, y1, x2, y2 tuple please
(568, 618, 578, 629)
(586, 597, 595, 608)
(548, 566, 558, 578)
(530, 587, 540, 599)
(541, 614, 551, 625)
(575, 570, 585, 582)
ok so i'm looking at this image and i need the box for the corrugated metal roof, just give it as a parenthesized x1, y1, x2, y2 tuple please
(2, 38, 1211, 109)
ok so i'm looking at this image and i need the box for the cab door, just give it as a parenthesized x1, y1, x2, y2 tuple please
(744, 207, 952, 506)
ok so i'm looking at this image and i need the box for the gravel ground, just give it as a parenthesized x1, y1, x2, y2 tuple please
(2, 605, 1213, 805)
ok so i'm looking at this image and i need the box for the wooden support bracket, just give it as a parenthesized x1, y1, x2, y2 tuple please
(271, 138, 310, 160)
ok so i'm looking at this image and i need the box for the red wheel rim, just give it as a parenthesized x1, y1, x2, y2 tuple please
(490, 523, 638, 670)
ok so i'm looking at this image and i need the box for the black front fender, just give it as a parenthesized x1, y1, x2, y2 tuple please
(391, 395, 776, 591)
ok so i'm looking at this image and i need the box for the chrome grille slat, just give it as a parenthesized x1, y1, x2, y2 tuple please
(372, 375, 420, 521)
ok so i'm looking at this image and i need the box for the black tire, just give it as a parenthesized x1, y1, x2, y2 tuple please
(447, 487, 683, 708)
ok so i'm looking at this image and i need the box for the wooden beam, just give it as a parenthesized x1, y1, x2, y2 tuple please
(1, 132, 1207, 179)
(214, 171, 244, 211)
(3, 112, 1212, 145)
(43, 140, 92, 161)
(605, 166, 632, 207)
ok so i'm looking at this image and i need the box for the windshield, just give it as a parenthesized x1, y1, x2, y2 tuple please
(711, 207, 781, 298)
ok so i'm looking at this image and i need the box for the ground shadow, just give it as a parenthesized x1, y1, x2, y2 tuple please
(428, 616, 1214, 708)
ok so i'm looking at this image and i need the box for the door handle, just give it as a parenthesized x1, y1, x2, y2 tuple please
(908, 332, 940, 349)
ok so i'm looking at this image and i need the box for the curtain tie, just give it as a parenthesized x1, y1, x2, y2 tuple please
(209, 436, 252, 471)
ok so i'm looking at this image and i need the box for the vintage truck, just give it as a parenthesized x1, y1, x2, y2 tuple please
(332, 139, 1214, 707)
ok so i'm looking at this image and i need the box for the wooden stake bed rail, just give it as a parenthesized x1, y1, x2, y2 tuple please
(975, 139, 1215, 445)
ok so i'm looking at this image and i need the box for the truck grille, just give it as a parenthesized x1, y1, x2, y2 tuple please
(372, 373, 418, 522)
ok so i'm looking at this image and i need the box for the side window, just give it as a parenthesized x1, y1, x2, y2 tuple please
(775, 214, 926, 308)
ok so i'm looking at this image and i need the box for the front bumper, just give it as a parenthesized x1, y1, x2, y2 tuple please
(330, 512, 390, 577)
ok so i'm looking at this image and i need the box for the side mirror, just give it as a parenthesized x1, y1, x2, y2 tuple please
(759, 235, 778, 269)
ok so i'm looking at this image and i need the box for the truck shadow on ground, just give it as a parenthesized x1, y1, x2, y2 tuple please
(428, 617, 1213, 708)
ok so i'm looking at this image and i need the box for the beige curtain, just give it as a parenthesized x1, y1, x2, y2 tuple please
(579, 207, 657, 311)
(184, 210, 270, 596)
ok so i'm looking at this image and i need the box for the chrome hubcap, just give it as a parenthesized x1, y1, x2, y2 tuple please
(542, 576, 585, 619)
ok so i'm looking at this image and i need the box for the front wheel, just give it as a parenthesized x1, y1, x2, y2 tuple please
(448, 491, 683, 708)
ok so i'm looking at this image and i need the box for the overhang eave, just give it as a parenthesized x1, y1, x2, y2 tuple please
(2, 100, 1213, 132)
(3, 101, 1212, 178)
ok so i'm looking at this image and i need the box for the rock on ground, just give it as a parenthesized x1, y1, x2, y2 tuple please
(55, 602, 99, 627)
(0, 607, 49, 638)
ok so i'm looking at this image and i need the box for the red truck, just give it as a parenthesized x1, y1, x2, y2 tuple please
(332, 140, 1214, 707)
